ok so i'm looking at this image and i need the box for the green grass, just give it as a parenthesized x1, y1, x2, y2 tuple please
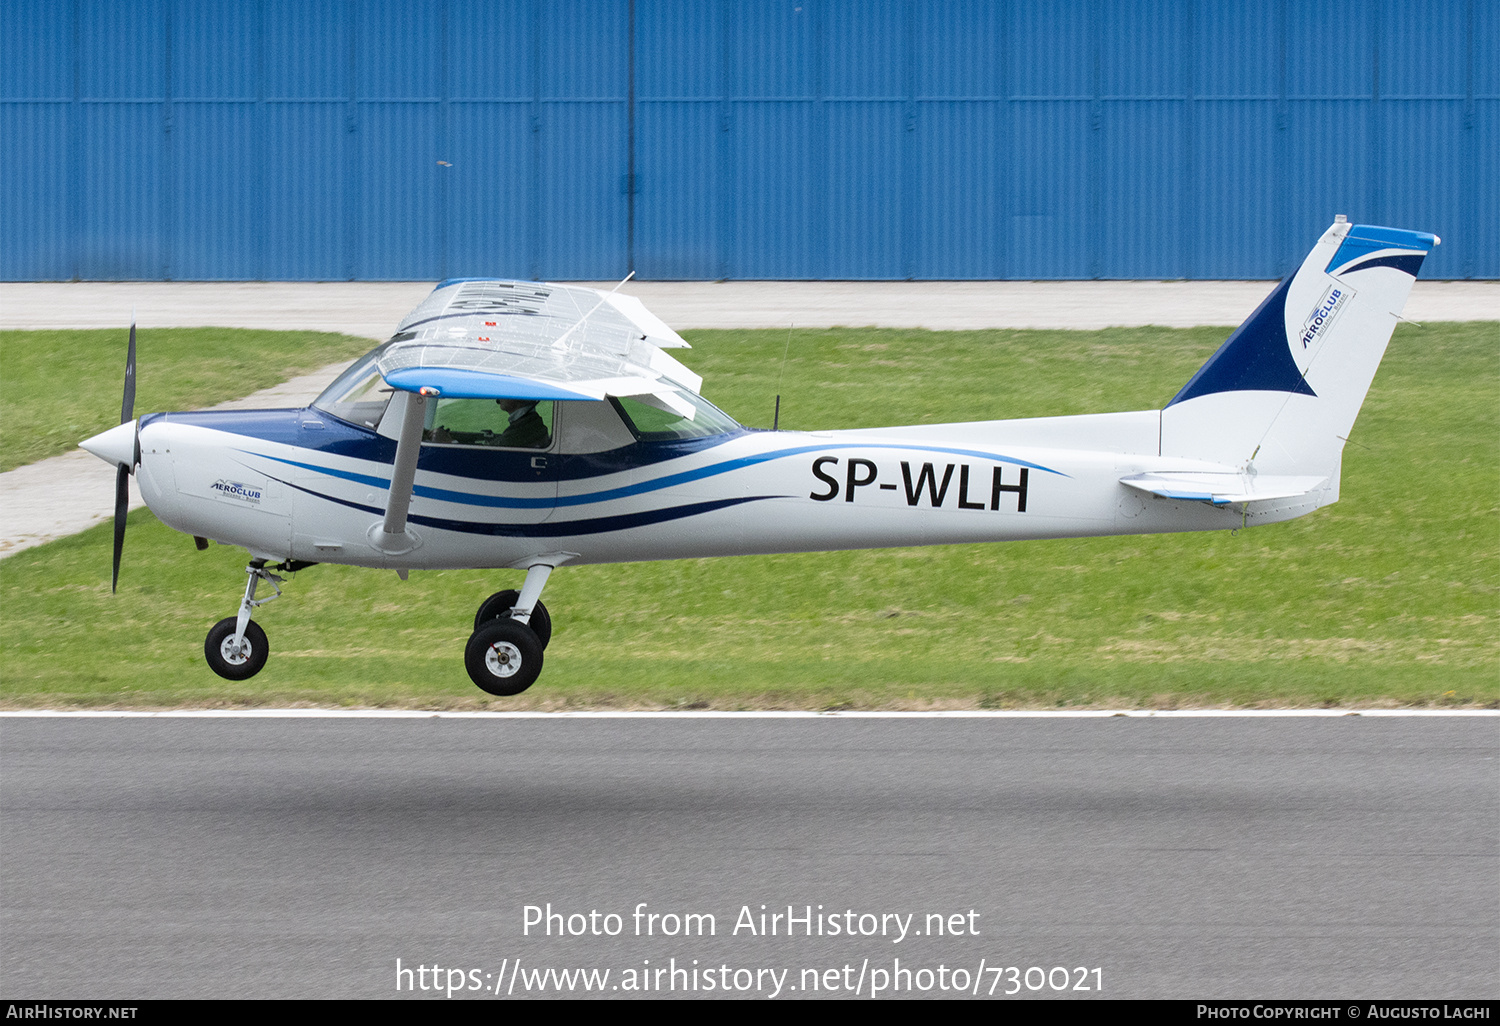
(0, 327, 377, 472)
(1, 323, 1496, 709)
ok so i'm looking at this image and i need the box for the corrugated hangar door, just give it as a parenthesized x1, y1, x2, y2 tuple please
(0, 0, 1492, 280)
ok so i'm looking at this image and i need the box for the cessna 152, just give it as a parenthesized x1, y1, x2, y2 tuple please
(81, 218, 1437, 696)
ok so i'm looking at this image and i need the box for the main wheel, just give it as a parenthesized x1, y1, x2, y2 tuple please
(204, 617, 269, 681)
(465, 619, 544, 696)
(474, 589, 552, 649)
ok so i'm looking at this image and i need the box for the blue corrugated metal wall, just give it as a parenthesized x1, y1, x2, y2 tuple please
(1, 0, 1493, 280)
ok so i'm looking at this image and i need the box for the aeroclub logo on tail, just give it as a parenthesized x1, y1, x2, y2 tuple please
(1299, 283, 1354, 350)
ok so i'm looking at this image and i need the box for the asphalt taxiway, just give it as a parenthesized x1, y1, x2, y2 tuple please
(2, 714, 1495, 999)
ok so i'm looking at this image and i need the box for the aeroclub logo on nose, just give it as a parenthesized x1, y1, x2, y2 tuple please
(210, 480, 263, 504)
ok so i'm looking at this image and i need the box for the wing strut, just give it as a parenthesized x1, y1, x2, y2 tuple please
(371, 391, 428, 553)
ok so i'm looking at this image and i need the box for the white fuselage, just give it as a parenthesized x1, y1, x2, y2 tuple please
(134, 402, 1320, 571)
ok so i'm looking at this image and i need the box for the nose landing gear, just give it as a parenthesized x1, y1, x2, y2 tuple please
(203, 560, 296, 681)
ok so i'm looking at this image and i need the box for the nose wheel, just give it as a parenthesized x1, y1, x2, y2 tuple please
(205, 617, 269, 680)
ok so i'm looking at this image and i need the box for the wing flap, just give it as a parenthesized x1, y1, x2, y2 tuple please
(379, 279, 702, 399)
(602, 292, 689, 348)
(1120, 471, 1327, 506)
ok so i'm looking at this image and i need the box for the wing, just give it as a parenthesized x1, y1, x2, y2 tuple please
(377, 279, 700, 401)
(370, 279, 701, 551)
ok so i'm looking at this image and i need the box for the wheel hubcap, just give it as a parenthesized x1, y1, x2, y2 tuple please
(220, 635, 251, 665)
(485, 640, 523, 678)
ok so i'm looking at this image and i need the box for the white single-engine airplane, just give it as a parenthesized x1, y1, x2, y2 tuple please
(82, 218, 1436, 695)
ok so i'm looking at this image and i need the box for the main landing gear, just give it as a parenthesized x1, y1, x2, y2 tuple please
(465, 564, 554, 696)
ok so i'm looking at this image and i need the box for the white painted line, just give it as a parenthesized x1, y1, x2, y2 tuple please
(1, 709, 1494, 719)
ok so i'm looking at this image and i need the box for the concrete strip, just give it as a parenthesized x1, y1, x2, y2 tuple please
(620, 279, 1498, 330)
(0, 451, 142, 559)
(0, 363, 349, 559)
(204, 361, 351, 411)
(4, 279, 1496, 335)
(1, 282, 435, 340)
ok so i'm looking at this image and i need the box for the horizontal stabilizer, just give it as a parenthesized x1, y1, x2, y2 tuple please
(1119, 471, 1327, 506)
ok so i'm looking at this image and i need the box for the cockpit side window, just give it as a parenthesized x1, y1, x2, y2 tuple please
(422, 398, 554, 449)
(311, 343, 394, 429)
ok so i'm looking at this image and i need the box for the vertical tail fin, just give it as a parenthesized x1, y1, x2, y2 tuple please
(1160, 218, 1438, 485)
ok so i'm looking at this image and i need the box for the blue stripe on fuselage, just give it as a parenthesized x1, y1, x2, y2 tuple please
(244, 441, 1065, 512)
(158, 406, 747, 481)
(143, 408, 306, 446)
(276, 475, 771, 538)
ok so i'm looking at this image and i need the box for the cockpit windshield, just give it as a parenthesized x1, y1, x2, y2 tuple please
(312, 342, 393, 429)
(610, 387, 742, 441)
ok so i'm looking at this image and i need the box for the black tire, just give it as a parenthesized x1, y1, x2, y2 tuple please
(204, 616, 269, 681)
(474, 589, 552, 650)
(465, 619, 544, 696)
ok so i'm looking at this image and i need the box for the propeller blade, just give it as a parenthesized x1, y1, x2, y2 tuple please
(112, 319, 137, 592)
(112, 463, 129, 592)
(120, 320, 136, 424)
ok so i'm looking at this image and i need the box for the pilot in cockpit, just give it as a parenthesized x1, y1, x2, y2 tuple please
(425, 397, 552, 448)
(492, 398, 549, 448)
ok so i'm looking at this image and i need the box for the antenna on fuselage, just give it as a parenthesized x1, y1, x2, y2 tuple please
(773, 324, 792, 431)
(551, 270, 636, 350)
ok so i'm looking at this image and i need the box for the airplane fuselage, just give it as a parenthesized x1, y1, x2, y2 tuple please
(135, 403, 1318, 572)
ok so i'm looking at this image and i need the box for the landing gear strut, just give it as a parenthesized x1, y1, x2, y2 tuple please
(465, 564, 553, 695)
(203, 560, 285, 681)
(474, 590, 552, 649)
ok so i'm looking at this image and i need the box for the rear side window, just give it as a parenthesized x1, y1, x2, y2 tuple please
(610, 390, 740, 441)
